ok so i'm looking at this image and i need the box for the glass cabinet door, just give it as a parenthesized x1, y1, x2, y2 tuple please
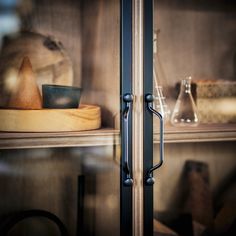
(0, 0, 133, 235)
(0, 147, 120, 236)
(143, 0, 236, 235)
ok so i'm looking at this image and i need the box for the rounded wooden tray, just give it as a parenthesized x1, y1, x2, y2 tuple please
(0, 104, 101, 132)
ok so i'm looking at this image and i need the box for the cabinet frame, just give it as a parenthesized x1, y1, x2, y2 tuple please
(143, 0, 154, 235)
(120, 0, 133, 235)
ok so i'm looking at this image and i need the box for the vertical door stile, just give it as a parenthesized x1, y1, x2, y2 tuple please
(143, 0, 154, 235)
(121, 0, 133, 236)
(132, 0, 144, 236)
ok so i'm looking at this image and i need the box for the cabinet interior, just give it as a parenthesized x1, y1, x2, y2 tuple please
(154, 0, 236, 99)
(153, 0, 236, 233)
(0, 146, 120, 236)
(0, 1, 120, 235)
(0, 0, 120, 129)
(0, 0, 235, 235)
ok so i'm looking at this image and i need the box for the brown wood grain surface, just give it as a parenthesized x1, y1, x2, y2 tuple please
(0, 105, 101, 132)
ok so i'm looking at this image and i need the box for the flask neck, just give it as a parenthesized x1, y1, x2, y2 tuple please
(180, 78, 192, 94)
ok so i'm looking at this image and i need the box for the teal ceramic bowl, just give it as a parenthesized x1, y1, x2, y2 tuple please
(42, 84, 82, 109)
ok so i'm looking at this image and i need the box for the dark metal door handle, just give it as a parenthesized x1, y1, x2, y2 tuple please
(123, 93, 133, 186)
(145, 94, 164, 185)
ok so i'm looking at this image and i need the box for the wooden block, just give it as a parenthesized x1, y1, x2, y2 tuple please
(154, 219, 178, 236)
(156, 212, 193, 236)
(184, 160, 214, 227)
(0, 104, 101, 132)
(214, 201, 236, 235)
(192, 220, 206, 236)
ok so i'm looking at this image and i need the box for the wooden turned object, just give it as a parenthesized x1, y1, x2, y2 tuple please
(8, 57, 42, 109)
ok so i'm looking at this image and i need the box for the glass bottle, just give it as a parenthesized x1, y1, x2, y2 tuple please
(171, 76, 199, 127)
(153, 29, 170, 123)
(153, 85, 171, 123)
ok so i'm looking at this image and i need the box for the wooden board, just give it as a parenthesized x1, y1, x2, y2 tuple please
(154, 219, 178, 235)
(0, 104, 101, 132)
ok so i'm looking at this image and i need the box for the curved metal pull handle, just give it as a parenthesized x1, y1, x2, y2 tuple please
(123, 93, 134, 186)
(145, 93, 164, 185)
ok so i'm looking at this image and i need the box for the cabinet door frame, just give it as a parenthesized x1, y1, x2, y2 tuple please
(132, 0, 145, 236)
(143, 0, 154, 235)
(120, 0, 133, 236)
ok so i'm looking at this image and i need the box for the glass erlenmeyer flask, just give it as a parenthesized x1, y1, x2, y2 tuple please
(153, 85, 171, 123)
(171, 76, 199, 127)
(153, 30, 170, 123)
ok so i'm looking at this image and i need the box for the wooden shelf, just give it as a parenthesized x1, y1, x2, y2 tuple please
(154, 123, 236, 143)
(0, 123, 235, 149)
(0, 128, 120, 150)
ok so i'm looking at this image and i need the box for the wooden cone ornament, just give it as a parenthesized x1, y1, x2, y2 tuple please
(8, 57, 42, 109)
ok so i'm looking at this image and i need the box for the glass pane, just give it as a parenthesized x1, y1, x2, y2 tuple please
(0, 147, 120, 236)
(0, 0, 120, 235)
(153, 1, 236, 236)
